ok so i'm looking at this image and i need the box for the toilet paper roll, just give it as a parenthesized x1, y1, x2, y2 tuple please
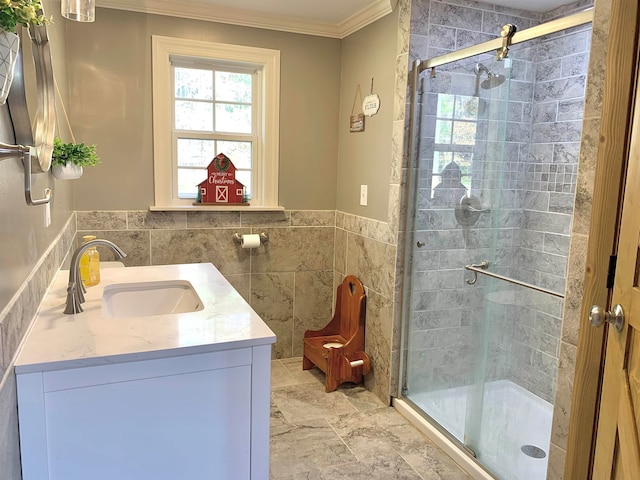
(241, 234, 261, 249)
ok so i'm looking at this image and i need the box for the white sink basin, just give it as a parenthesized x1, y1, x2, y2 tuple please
(102, 280, 204, 318)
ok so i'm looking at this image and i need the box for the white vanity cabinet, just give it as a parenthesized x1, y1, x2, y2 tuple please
(17, 344, 271, 480)
(14, 264, 276, 480)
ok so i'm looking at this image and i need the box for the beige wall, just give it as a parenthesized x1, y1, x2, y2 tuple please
(320, 1, 404, 401)
(0, 6, 402, 476)
(0, 1, 76, 477)
(64, 8, 342, 211)
(0, 2, 73, 309)
(336, 9, 398, 221)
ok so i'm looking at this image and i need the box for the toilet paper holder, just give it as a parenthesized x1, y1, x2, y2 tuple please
(232, 232, 269, 244)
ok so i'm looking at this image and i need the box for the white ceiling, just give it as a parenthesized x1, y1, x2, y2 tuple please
(96, 0, 399, 38)
(96, 0, 580, 39)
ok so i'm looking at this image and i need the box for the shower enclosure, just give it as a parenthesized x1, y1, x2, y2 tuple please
(399, 7, 593, 480)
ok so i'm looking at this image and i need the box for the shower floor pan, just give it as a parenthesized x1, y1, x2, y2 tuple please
(407, 380, 552, 480)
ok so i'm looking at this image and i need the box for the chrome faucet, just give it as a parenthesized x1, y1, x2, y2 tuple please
(64, 239, 127, 314)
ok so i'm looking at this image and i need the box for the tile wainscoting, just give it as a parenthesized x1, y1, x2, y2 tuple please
(335, 211, 398, 404)
(0, 206, 399, 477)
(0, 213, 77, 478)
(76, 209, 399, 404)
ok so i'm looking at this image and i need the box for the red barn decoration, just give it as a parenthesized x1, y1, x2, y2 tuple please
(196, 153, 247, 205)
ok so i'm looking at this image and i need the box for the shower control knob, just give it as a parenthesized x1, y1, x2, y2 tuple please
(589, 304, 625, 332)
(416, 241, 425, 248)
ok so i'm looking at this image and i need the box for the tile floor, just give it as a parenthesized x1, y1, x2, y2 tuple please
(270, 358, 471, 480)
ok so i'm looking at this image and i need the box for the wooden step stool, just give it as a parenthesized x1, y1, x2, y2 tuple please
(302, 275, 371, 392)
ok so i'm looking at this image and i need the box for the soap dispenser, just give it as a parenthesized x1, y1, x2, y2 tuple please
(79, 235, 100, 287)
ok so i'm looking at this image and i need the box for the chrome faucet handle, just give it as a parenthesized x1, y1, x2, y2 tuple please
(64, 282, 84, 314)
(64, 239, 127, 314)
(455, 195, 491, 227)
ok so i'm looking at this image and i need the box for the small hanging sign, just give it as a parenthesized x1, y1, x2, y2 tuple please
(363, 78, 380, 117)
(350, 84, 365, 133)
(350, 113, 364, 132)
(363, 94, 380, 116)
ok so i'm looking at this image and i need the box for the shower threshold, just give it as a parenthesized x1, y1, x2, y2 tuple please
(393, 380, 553, 480)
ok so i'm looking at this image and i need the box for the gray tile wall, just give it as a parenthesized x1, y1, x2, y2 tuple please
(76, 210, 336, 359)
(517, 25, 590, 292)
(506, 22, 590, 401)
(548, 0, 610, 476)
(404, 0, 592, 405)
(398, 1, 609, 478)
(334, 211, 399, 402)
(76, 208, 403, 403)
(407, 0, 542, 397)
(0, 214, 76, 479)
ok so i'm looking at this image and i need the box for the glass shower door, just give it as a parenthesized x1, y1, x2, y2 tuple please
(403, 54, 512, 452)
(460, 56, 513, 462)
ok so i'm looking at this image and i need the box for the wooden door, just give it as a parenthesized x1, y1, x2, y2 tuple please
(591, 65, 640, 478)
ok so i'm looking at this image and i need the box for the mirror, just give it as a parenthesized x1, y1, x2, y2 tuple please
(7, 13, 55, 173)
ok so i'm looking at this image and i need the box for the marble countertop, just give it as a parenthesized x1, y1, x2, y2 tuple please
(15, 263, 275, 374)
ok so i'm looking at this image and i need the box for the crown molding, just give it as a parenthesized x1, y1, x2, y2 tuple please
(97, 0, 397, 39)
(339, 0, 398, 38)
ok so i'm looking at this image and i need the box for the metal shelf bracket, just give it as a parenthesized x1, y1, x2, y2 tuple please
(0, 142, 52, 206)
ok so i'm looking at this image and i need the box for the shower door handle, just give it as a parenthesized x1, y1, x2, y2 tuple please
(589, 304, 624, 332)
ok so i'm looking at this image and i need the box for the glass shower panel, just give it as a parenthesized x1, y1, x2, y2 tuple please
(402, 13, 591, 480)
(468, 279, 561, 480)
(404, 54, 512, 445)
(461, 56, 513, 459)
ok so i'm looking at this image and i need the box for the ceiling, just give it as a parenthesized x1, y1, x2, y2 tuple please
(96, 0, 399, 38)
(96, 0, 579, 39)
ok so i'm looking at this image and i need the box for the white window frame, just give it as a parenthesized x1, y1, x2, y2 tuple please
(152, 36, 280, 209)
(171, 59, 259, 201)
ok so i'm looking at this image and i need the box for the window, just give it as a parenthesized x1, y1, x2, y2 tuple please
(172, 63, 255, 200)
(431, 94, 478, 200)
(152, 36, 280, 208)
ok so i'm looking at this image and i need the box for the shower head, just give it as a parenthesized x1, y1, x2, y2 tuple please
(473, 63, 505, 96)
(481, 72, 506, 89)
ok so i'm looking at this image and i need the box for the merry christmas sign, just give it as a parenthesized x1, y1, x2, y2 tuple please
(196, 153, 247, 205)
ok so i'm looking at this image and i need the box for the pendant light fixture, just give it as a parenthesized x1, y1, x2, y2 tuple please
(61, 0, 95, 22)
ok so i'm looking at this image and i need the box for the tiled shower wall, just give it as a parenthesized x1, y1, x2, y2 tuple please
(405, 0, 591, 403)
(505, 16, 591, 402)
(407, 0, 539, 396)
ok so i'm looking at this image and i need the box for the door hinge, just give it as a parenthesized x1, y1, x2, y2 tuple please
(607, 255, 617, 289)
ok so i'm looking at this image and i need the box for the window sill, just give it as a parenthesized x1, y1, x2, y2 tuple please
(150, 205, 286, 212)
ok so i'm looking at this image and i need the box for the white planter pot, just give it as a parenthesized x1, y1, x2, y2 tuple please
(0, 30, 19, 104)
(52, 163, 83, 180)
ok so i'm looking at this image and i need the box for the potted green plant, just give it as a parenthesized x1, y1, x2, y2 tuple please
(51, 137, 99, 180)
(0, 0, 50, 103)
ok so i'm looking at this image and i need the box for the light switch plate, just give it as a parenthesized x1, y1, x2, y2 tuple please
(360, 185, 368, 206)
(44, 196, 51, 228)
